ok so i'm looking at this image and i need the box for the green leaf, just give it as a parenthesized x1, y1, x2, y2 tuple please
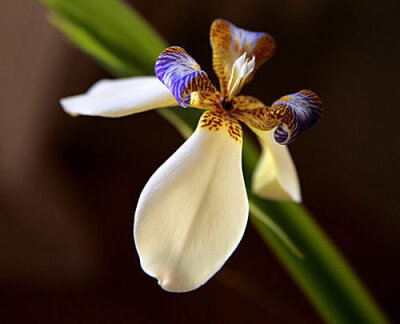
(249, 201, 304, 259)
(49, 14, 141, 77)
(42, 0, 390, 323)
(43, 0, 166, 75)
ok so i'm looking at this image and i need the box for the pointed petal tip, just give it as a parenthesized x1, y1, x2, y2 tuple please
(138, 249, 214, 293)
(252, 176, 302, 203)
(157, 274, 175, 292)
(289, 189, 302, 204)
(157, 275, 200, 293)
(60, 98, 80, 117)
(138, 261, 196, 293)
(294, 194, 302, 204)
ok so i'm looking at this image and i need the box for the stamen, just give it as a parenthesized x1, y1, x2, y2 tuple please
(227, 53, 255, 100)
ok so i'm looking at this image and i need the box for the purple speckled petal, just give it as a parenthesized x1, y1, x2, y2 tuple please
(270, 90, 323, 145)
(155, 46, 216, 107)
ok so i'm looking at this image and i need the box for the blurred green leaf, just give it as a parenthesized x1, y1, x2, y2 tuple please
(42, 0, 390, 323)
(49, 15, 141, 76)
(44, 0, 166, 75)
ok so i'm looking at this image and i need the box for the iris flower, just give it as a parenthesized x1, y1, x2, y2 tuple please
(61, 19, 322, 292)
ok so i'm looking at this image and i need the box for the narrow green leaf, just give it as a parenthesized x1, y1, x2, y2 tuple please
(249, 201, 304, 259)
(42, 1, 390, 323)
(49, 14, 141, 77)
(43, 0, 166, 74)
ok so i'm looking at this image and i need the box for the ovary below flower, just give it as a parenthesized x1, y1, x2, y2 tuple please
(60, 19, 322, 292)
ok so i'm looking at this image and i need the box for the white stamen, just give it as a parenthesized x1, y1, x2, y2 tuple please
(227, 53, 255, 100)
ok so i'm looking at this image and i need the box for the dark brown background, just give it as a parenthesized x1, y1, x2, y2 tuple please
(1, 0, 399, 323)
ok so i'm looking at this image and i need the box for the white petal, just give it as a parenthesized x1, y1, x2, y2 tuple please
(227, 53, 255, 99)
(134, 118, 248, 292)
(60, 76, 177, 117)
(251, 129, 302, 203)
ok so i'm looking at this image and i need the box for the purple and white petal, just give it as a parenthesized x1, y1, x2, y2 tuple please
(270, 90, 323, 144)
(155, 46, 216, 107)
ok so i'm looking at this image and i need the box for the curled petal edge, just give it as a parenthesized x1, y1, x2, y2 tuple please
(155, 46, 216, 108)
(269, 90, 322, 145)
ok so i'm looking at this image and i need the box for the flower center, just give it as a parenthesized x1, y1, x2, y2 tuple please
(226, 53, 255, 101)
(220, 97, 234, 112)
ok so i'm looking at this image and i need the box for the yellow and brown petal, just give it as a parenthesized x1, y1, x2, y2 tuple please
(231, 96, 276, 131)
(199, 110, 243, 143)
(210, 19, 275, 96)
(231, 91, 322, 145)
(190, 91, 222, 110)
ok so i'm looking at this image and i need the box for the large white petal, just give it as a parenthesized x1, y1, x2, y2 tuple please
(134, 116, 248, 292)
(251, 128, 302, 203)
(60, 76, 177, 117)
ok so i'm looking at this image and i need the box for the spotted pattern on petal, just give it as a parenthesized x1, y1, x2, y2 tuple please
(269, 90, 323, 144)
(199, 110, 243, 143)
(231, 96, 276, 131)
(210, 19, 275, 96)
(155, 46, 216, 107)
(191, 91, 222, 110)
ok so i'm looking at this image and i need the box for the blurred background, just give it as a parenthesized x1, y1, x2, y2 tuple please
(1, 0, 399, 322)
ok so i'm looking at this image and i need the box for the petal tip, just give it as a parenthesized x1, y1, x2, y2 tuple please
(157, 275, 175, 292)
(60, 98, 80, 117)
(253, 181, 301, 203)
(291, 191, 302, 204)
(157, 276, 198, 293)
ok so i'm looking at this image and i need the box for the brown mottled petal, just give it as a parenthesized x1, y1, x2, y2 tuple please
(190, 91, 223, 110)
(210, 19, 275, 96)
(199, 110, 243, 143)
(231, 96, 278, 131)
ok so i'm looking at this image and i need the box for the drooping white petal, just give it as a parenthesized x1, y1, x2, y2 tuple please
(251, 128, 302, 203)
(134, 114, 248, 292)
(60, 76, 177, 117)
